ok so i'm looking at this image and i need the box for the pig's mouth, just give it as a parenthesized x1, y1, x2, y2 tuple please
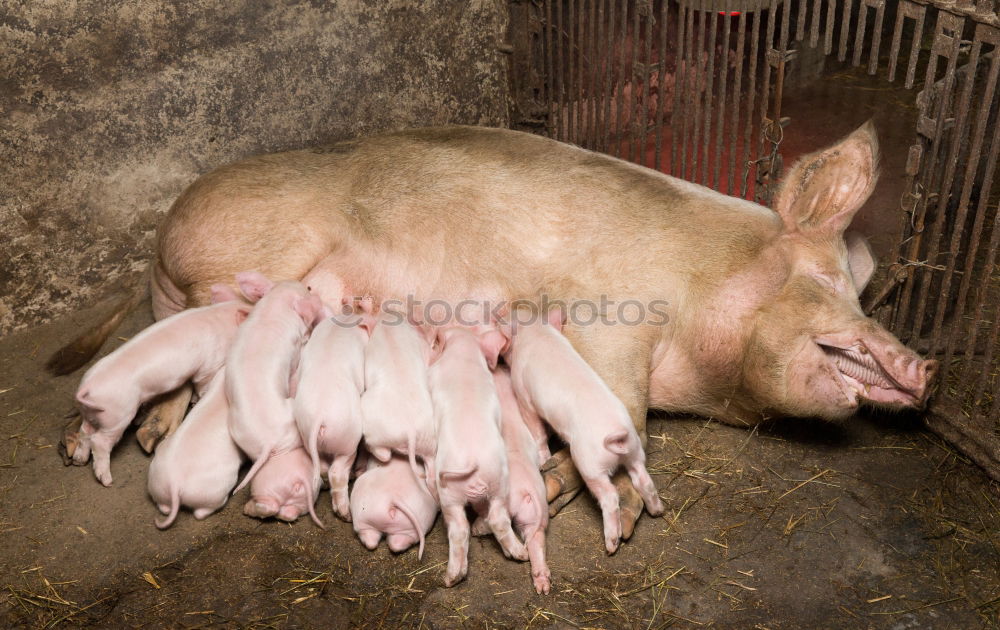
(817, 341, 919, 407)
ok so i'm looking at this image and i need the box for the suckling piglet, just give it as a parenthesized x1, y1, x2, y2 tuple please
(294, 305, 373, 520)
(74, 286, 251, 485)
(244, 446, 322, 523)
(473, 366, 551, 593)
(503, 308, 664, 554)
(226, 271, 323, 526)
(350, 454, 438, 558)
(147, 371, 243, 528)
(429, 326, 527, 587)
(360, 309, 436, 484)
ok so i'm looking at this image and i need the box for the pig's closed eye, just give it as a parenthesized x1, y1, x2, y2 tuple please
(813, 274, 837, 293)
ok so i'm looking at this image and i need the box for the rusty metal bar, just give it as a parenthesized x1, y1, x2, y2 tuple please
(713, 10, 731, 190)
(702, 10, 718, 185)
(628, 0, 642, 161)
(671, 2, 687, 171)
(568, 0, 577, 143)
(639, 1, 654, 167)
(602, 0, 615, 154)
(589, 0, 599, 149)
(867, 0, 885, 75)
(741, 8, 762, 198)
(905, 2, 927, 89)
(654, 0, 669, 171)
(907, 13, 969, 344)
(680, 3, 696, 178)
(825, 0, 838, 55)
(728, 10, 747, 195)
(596, 0, 608, 152)
(545, 0, 555, 138)
(839, 0, 853, 62)
(556, 0, 566, 141)
(615, 0, 628, 157)
(970, 203, 1000, 411)
(575, 0, 585, 146)
(810, 0, 822, 49)
(687, 6, 706, 181)
(853, 0, 868, 66)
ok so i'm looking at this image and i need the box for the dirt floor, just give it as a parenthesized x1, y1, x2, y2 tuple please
(0, 292, 998, 630)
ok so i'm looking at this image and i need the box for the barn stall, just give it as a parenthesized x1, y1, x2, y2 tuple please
(1, 0, 999, 627)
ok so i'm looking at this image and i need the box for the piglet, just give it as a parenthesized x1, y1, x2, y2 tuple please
(293, 305, 373, 520)
(244, 447, 321, 522)
(226, 271, 323, 525)
(360, 308, 436, 486)
(351, 454, 438, 558)
(146, 371, 243, 528)
(429, 326, 527, 587)
(503, 308, 664, 554)
(473, 366, 551, 593)
(73, 286, 250, 485)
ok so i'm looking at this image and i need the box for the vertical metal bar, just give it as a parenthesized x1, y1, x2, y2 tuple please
(654, 0, 669, 172)
(943, 40, 1000, 384)
(602, 0, 615, 154)
(796, 0, 807, 42)
(588, 0, 598, 150)
(546, 0, 555, 138)
(628, 0, 642, 162)
(639, 1, 654, 167)
(908, 15, 968, 345)
(671, 2, 687, 172)
(567, 0, 576, 144)
(888, 0, 907, 82)
(556, 0, 566, 140)
(680, 4, 696, 178)
(825, 0, 838, 56)
(755, 0, 778, 198)
(713, 10, 731, 191)
(905, 3, 926, 89)
(839, 0, 853, 62)
(702, 10, 718, 186)
(853, 0, 868, 67)
(810, 0, 822, 49)
(741, 8, 762, 199)
(728, 10, 747, 196)
(615, 1, 629, 157)
(969, 203, 1000, 410)
(688, 7, 706, 181)
(867, 0, 885, 75)
(576, 0, 585, 146)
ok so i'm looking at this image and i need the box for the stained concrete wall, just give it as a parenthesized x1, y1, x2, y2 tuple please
(0, 0, 510, 336)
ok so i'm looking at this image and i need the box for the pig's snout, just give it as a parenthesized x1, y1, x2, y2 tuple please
(914, 359, 939, 407)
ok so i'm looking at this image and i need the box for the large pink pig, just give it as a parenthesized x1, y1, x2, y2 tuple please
(244, 446, 322, 524)
(429, 326, 526, 587)
(360, 309, 436, 483)
(351, 455, 438, 558)
(503, 308, 664, 554)
(225, 272, 323, 507)
(293, 305, 373, 521)
(73, 286, 250, 485)
(476, 366, 551, 594)
(147, 371, 243, 527)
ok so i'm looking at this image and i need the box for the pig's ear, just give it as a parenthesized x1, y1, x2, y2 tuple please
(235, 271, 274, 303)
(209, 284, 240, 304)
(773, 121, 880, 236)
(235, 307, 251, 326)
(357, 312, 377, 337)
(546, 307, 565, 331)
(294, 296, 323, 327)
(845, 230, 877, 294)
(478, 330, 506, 370)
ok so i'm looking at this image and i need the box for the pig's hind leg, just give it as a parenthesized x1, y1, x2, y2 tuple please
(582, 473, 623, 554)
(525, 529, 551, 595)
(328, 451, 356, 521)
(626, 459, 664, 516)
(441, 502, 471, 587)
(484, 498, 528, 561)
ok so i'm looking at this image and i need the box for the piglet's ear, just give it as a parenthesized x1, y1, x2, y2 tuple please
(478, 330, 506, 371)
(235, 271, 274, 303)
(294, 295, 323, 328)
(845, 230, 877, 294)
(773, 121, 880, 236)
(235, 307, 251, 326)
(210, 284, 240, 304)
(358, 313, 377, 338)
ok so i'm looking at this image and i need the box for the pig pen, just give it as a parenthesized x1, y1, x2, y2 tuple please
(3, 2, 1000, 630)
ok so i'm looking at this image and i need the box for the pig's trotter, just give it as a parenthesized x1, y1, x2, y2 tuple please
(136, 384, 194, 453)
(442, 504, 470, 587)
(486, 499, 528, 561)
(59, 412, 83, 466)
(470, 516, 490, 537)
(540, 448, 571, 473)
(543, 449, 583, 517)
(614, 472, 645, 540)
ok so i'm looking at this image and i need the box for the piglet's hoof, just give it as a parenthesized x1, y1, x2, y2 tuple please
(136, 384, 193, 453)
(243, 498, 279, 519)
(59, 412, 83, 466)
(543, 449, 583, 518)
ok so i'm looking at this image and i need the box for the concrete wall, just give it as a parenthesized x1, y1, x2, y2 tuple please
(0, 0, 510, 335)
